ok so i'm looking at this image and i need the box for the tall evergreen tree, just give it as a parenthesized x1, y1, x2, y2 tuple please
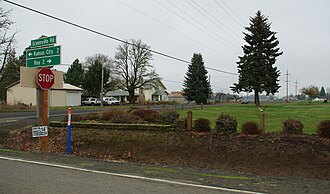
(64, 59, 84, 87)
(0, 50, 24, 101)
(320, 86, 326, 97)
(232, 11, 283, 107)
(183, 53, 211, 104)
(83, 54, 111, 97)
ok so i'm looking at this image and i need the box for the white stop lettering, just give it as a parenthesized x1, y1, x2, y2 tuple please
(38, 73, 54, 82)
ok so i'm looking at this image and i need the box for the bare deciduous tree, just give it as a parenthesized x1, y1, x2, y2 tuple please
(114, 39, 159, 104)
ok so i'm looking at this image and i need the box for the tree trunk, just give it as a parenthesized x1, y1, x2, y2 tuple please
(128, 89, 135, 104)
(254, 90, 260, 107)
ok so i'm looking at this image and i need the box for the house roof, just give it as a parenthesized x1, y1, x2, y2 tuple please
(106, 90, 138, 97)
(152, 90, 169, 96)
(169, 91, 185, 98)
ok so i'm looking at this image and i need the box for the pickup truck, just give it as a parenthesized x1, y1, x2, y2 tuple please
(81, 97, 101, 106)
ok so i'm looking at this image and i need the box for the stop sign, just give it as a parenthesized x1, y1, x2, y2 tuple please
(37, 68, 55, 90)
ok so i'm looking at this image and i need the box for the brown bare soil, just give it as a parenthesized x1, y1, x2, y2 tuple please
(4, 127, 330, 180)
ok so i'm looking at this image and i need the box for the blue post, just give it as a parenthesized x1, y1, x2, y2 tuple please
(67, 107, 72, 155)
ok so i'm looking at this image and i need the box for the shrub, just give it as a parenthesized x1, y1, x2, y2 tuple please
(111, 113, 143, 124)
(101, 109, 143, 124)
(241, 121, 261, 135)
(193, 118, 211, 132)
(215, 113, 237, 135)
(83, 113, 100, 121)
(157, 110, 180, 125)
(100, 109, 124, 121)
(174, 117, 187, 130)
(131, 109, 160, 123)
(282, 118, 304, 135)
(317, 120, 330, 138)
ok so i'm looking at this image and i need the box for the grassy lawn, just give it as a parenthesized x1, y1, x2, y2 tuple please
(179, 101, 330, 134)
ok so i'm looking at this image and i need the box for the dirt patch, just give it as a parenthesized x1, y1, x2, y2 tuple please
(3, 127, 330, 180)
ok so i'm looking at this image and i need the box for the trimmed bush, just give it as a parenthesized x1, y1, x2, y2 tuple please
(131, 109, 160, 123)
(193, 118, 211, 132)
(157, 110, 179, 125)
(101, 109, 125, 121)
(241, 121, 261, 135)
(101, 109, 143, 124)
(174, 117, 187, 130)
(317, 120, 330, 138)
(215, 113, 237, 135)
(282, 118, 304, 135)
(83, 113, 100, 121)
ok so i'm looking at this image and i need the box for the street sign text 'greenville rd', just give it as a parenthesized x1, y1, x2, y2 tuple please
(30, 35, 56, 48)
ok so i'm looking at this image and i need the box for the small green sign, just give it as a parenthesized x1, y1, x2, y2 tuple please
(26, 55, 61, 68)
(31, 36, 56, 48)
(26, 45, 61, 60)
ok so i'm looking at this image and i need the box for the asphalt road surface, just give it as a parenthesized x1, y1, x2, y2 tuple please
(0, 157, 255, 194)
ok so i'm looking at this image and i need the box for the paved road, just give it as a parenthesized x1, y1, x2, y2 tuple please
(0, 157, 252, 194)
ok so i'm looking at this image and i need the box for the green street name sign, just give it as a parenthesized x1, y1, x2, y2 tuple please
(26, 45, 61, 59)
(26, 45, 61, 68)
(26, 55, 61, 68)
(30, 36, 56, 48)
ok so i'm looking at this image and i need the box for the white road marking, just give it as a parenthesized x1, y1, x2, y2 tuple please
(0, 156, 265, 194)
(0, 119, 17, 123)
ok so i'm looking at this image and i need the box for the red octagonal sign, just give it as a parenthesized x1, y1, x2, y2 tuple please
(37, 68, 55, 90)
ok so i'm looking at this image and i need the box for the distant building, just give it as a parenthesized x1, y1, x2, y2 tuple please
(106, 80, 169, 103)
(168, 91, 187, 104)
(6, 81, 83, 106)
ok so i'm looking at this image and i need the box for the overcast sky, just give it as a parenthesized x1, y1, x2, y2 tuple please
(2, 0, 330, 97)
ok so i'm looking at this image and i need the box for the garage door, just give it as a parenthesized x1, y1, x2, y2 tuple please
(66, 92, 80, 106)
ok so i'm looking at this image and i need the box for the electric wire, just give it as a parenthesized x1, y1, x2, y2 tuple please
(186, 0, 242, 43)
(117, 0, 234, 61)
(217, 0, 246, 26)
(3, 0, 238, 76)
(153, 0, 239, 52)
(213, 0, 245, 27)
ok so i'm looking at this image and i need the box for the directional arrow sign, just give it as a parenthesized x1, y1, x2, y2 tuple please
(26, 45, 61, 68)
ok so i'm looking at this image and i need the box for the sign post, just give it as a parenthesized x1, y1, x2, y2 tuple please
(25, 35, 61, 152)
(67, 107, 72, 155)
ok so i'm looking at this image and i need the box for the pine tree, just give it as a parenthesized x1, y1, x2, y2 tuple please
(64, 59, 84, 87)
(83, 54, 111, 97)
(183, 53, 211, 104)
(320, 86, 326, 97)
(232, 11, 283, 107)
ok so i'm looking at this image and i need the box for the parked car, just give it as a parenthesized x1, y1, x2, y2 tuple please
(103, 97, 120, 105)
(81, 97, 101, 106)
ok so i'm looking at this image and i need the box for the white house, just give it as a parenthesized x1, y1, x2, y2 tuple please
(6, 81, 83, 106)
(106, 80, 169, 103)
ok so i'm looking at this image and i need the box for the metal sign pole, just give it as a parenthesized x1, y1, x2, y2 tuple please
(41, 89, 49, 152)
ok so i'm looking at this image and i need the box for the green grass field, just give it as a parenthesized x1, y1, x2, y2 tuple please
(179, 101, 330, 134)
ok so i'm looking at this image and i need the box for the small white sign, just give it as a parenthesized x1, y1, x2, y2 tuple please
(32, 126, 48, 138)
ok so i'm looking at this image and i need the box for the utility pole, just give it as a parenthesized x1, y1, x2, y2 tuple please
(100, 62, 104, 107)
(295, 80, 298, 97)
(285, 70, 290, 102)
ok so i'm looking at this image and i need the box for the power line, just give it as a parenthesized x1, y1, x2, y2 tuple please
(117, 0, 234, 61)
(217, 0, 246, 25)
(153, 0, 239, 52)
(186, 0, 242, 43)
(3, 0, 238, 76)
(213, 0, 245, 27)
